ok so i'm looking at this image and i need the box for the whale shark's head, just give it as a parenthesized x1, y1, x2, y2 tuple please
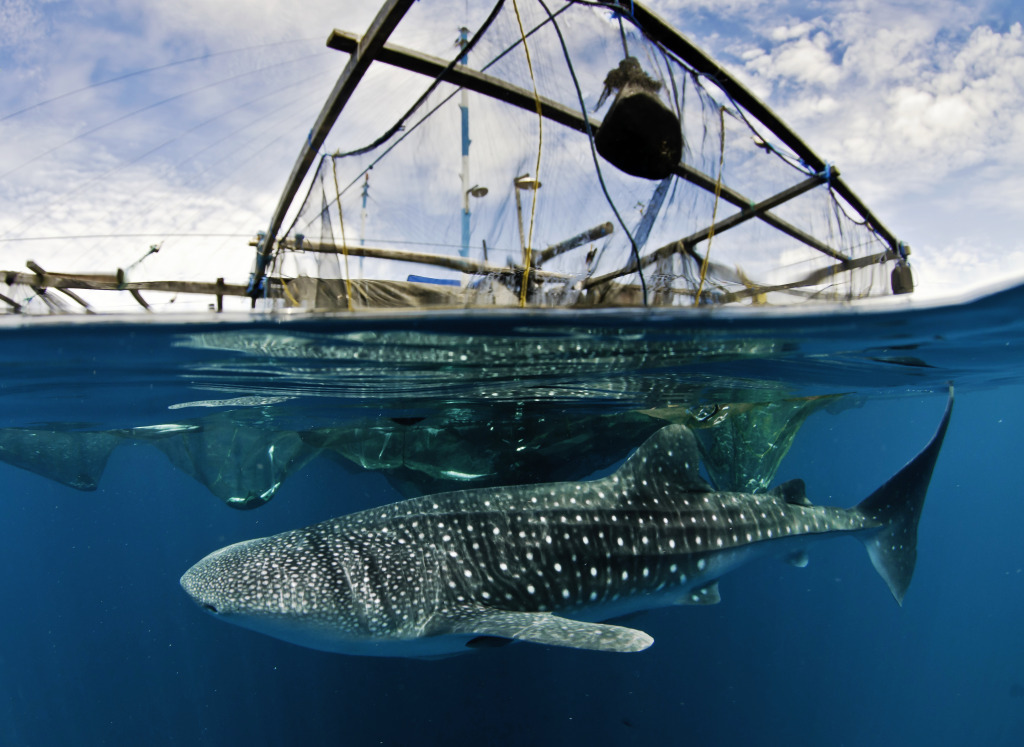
(180, 530, 365, 651)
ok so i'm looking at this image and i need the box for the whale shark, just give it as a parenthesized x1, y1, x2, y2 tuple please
(181, 390, 952, 657)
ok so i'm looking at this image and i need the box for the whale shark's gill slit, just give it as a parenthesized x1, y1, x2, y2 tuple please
(201, 603, 218, 614)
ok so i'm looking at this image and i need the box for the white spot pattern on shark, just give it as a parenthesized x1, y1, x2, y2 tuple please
(181, 391, 953, 657)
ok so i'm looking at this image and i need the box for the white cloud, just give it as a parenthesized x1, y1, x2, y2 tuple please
(730, 7, 1024, 189)
(677, 1, 1024, 296)
(0, 0, 45, 50)
(2, 0, 1022, 309)
(743, 32, 842, 88)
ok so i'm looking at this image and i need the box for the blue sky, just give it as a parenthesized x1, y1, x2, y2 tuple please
(1, 0, 1022, 309)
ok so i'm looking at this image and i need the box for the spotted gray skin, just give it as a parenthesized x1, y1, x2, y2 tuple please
(181, 391, 952, 657)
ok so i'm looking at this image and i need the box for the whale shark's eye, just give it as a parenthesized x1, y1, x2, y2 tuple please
(201, 603, 219, 614)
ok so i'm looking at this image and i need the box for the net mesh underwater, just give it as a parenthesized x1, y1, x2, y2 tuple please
(263, 0, 911, 311)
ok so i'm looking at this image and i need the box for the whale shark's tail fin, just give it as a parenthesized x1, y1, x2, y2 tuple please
(855, 387, 953, 605)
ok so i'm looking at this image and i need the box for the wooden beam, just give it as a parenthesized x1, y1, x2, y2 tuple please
(587, 247, 901, 303)
(251, 0, 416, 296)
(26, 260, 95, 312)
(326, 29, 848, 263)
(129, 289, 151, 310)
(536, 222, 613, 265)
(327, 30, 593, 133)
(4, 271, 259, 299)
(714, 249, 902, 303)
(58, 288, 95, 312)
(274, 238, 571, 281)
(670, 164, 849, 262)
(0, 292, 22, 312)
(677, 172, 828, 248)
(624, 0, 899, 251)
(583, 173, 831, 289)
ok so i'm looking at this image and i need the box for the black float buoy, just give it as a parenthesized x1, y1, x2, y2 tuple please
(594, 57, 682, 180)
(891, 260, 914, 294)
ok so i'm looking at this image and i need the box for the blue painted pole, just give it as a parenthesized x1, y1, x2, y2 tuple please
(459, 26, 471, 258)
(360, 174, 369, 247)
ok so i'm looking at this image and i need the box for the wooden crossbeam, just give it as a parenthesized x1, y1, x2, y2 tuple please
(326, 29, 849, 263)
(583, 173, 830, 290)
(536, 222, 614, 265)
(624, 1, 899, 251)
(273, 238, 571, 281)
(4, 271, 256, 299)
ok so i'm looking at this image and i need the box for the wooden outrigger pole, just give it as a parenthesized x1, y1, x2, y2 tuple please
(6, 267, 250, 307)
(321, 10, 888, 264)
(247, 0, 904, 306)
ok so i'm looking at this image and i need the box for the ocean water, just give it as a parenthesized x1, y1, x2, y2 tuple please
(1, 284, 1023, 747)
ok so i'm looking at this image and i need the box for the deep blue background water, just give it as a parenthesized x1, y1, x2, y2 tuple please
(1, 288, 1023, 746)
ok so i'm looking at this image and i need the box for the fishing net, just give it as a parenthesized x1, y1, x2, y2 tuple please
(263, 0, 911, 310)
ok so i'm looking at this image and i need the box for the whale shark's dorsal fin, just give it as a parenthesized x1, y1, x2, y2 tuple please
(617, 424, 712, 495)
(437, 606, 653, 653)
(406, 424, 709, 516)
(771, 479, 811, 506)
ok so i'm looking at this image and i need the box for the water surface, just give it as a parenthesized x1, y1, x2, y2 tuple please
(1, 285, 1022, 745)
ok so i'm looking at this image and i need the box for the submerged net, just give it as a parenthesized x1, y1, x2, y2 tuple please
(263, 0, 910, 311)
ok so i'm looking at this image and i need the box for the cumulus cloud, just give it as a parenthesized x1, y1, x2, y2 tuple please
(726, 4, 1024, 190)
(1, 0, 1021, 306)
(0, 0, 45, 50)
(680, 0, 1024, 296)
(743, 31, 842, 88)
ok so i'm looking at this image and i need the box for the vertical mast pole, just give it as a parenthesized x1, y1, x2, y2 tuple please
(359, 173, 369, 274)
(360, 173, 369, 247)
(459, 26, 471, 258)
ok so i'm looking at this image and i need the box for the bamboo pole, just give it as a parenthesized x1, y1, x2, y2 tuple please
(593, 248, 900, 303)
(4, 271, 258, 299)
(583, 173, 830, 290)
(327, 29, 851, 263)
(715, 249, 901, 303)
(0, 292, 22, 312)
(625, 1, 900, 252)
(535, 222, 613, 265)
(271, 238, 572, 281)
(27, 261, 94, 312)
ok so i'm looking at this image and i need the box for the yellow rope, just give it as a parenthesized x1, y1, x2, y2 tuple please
(330, 158, 355, 312)
(268, 241, 299, 307)
(696, 105, 726, 304)
(513, 0, 543, 308)
(281, 278, 300, 307)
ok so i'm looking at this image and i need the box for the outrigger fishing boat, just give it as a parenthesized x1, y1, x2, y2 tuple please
(0, 1, 926, 505)
(3, 0, 913, 313)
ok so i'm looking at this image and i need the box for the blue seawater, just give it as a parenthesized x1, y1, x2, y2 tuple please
(1, 284, 1023, 746)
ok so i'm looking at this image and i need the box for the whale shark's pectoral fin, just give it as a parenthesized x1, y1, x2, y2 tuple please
(785, 550, 810, 568)
(679, 580, 721, 605)
(439, 607, 653, 653)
